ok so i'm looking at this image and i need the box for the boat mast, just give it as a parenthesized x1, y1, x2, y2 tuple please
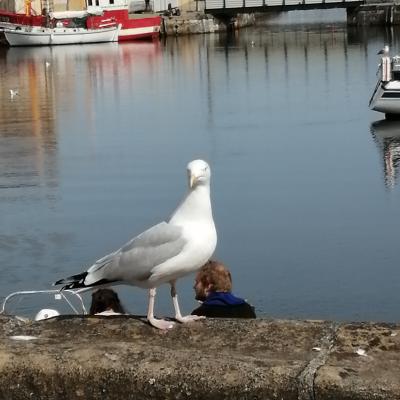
(40, 0, 52, 26)
(25, 0, 32, 16)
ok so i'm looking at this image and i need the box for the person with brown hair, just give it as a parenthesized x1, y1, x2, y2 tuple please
(89, 288, 126, 316)
(191, 260, 256, 318)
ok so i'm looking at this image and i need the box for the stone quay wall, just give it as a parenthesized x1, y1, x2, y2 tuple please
(348, 0, 400, 25)
(0, 315, 399, 399)
(161, 12, 255, 35)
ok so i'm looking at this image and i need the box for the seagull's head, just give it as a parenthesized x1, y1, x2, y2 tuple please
(187, 159, 211, 189)
(378, 45, 390, 55)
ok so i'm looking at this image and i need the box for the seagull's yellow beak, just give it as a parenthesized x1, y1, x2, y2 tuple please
(189, 173, 197, 188)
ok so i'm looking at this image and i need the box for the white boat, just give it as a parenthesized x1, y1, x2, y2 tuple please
(369, 45, 400, 119)
(0, 0, 161, 43)
(0, 289, 88, 320)
(3, 23, 120, 46)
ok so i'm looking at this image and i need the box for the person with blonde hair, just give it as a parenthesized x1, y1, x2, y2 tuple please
(191, 260, 256, 318)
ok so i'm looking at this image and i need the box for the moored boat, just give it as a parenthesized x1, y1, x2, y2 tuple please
(3, 23, 120, 46)
(0, 289, 88, 319)
(0, 0, 161, 42)
(369, 45, 400, 119)
(86, 3, 161, 41)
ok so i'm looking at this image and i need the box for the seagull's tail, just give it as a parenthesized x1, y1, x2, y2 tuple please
(54, 272, 117, 290)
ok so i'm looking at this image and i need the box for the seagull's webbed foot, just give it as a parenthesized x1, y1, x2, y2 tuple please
(148, 316, 175, 330)
(170, 281, 205, 324)
(175, 314, 205, 324)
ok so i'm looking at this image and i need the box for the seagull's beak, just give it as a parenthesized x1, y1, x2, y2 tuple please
(189, 173, 197, 188)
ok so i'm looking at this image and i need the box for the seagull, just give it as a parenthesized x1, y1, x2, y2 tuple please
(378, 45, 390, 55)
(45, 61, 51, 68)
(55, 159, 217, 330)
(9, 89, 19, 98)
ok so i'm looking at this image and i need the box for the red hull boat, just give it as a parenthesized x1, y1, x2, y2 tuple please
(0, 0, 161, 41)
(87, 8, 160, 41)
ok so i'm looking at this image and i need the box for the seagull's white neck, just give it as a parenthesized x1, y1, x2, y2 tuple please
(169, 184, 213, 226)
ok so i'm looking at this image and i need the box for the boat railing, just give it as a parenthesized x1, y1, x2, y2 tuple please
(369, 78, 383, 107)
(0, 289, 88, 316)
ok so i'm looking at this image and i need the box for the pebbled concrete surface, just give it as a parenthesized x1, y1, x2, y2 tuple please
(0, 315, 399, 399)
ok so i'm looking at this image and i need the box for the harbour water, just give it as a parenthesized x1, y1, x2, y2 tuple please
(1, 10, 400, 322)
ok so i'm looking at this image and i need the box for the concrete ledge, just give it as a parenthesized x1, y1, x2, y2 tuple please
(0, 315, 399, 399)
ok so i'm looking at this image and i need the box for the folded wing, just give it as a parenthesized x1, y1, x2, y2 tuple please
(83, 222, 187, 286)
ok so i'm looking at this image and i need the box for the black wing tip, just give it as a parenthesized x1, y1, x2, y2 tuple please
(54, 272, 117, 291)
(53, 272, 88, 289)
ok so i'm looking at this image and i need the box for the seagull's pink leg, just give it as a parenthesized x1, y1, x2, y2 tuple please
(170, 281, 205, 323)
(147, 288, 174, 330)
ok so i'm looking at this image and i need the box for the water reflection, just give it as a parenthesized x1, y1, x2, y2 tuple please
(0, 41, 163, 298)
(0, 42, 162, 198)
(2, 20, 400, 321)
(371, 119, 400, 189)
(0, 46, 57, 197)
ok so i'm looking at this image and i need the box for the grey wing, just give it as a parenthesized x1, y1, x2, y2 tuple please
(85, 222, 187, 285)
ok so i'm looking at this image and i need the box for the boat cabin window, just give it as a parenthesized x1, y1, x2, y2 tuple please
(392, 71, 400, 80)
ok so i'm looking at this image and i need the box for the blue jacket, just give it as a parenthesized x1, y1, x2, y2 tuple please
(203, 291, 246, 306)
(191, 291, 256, 318)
